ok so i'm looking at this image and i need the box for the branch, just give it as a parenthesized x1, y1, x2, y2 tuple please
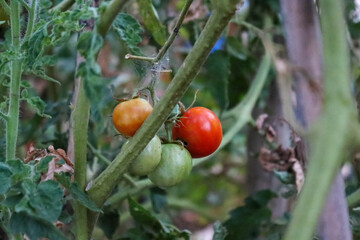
(23, 0, 38, 42)
(50, 0, 75, 12)
(0, 111, 8, 122)
(0, 0, 10, 14)
(125, 0, 193, 63)
(18, 0, 31, 12)
(86, 0, 238, 233)
(97, 0, 127, 38)
(283, 0, 353, 240)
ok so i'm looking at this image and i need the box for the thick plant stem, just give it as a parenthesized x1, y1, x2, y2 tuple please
(6, 1, 22, 161)
(24, 0, 39, 42)
(50, 0, 75, 12)
(283, 0, 353, 239)
(72, 65, 90, 240)
(97, 0, 127, 38)
(86, 0, 238, 234)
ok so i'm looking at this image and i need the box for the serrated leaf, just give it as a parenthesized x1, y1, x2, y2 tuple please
(28, 180, 64, 222)
(30, 68, 61, 85)
(128, 197, 158, 226)
(35, 156, 54, 173)
(137, 0, 167, 45)
(77, 32, 103, 59)
(0, 163, 12, 194)
(113, 13, 143, 55)
(213, 221, 228, 240)
(205, 51, 230, 111)
(24, 96, 51, 118)
(20, 81, 31, 88)
(273, 169, 296, 185)
(9, 212, 67, 240)
(54, 173, 102, 213)
(7, 160, 32, 182)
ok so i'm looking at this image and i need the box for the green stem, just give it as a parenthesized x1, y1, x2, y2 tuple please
(283, 0, 352, 239)
(97, 0, 127, 38)
(6, 1, 22, 161)
(125, 0, 193, 63)
(50, 0, 75, 12)
(0, 0, 10, 14)
(347, 188, 360, 208)
(87, 0, 238, 233)
(72, 72, 90, 240)
(105, 179, 154, 205)
(0, 111, 8, 121)
(23, 0, 38, 42)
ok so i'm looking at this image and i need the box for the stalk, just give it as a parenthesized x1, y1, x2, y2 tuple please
(6, 1, 22, 161)
(283, 0, 353, 239)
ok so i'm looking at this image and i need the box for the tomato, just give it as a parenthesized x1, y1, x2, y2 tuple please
(126, 136, 162, 176)
(112, 98, 153, 137)
(148, 144, 192, 188)
(172, 107, 222, 158)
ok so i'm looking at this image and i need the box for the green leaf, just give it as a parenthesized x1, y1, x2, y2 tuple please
(205, 51, 230, 111)
(113, 13, 143, 55)
(0, 163, 12, 194)
(223, 190, 277, 240)
(98, 211, 120, 238)
(28, 180, 64, 222)
(273, 169, 296, 185)
(35, 156, 54, 173)
(55, 173, 102, 213)
(77, 32, 104, 59)
(24, 96, 51, 118)
(7, 160, 32, 182)
(213, 221, 228, 240)
(9, 212, 67, 240)
(128, 197, 190, 239)
(137, 0, 167, 45)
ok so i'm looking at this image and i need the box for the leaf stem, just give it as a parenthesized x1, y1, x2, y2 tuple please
(97, 0, 127, 38)
(50, 0, 75, 12)
(23, 0, 39, 42)
(347, 188, 360, 208)
(125, 0, 194, 63)
(283, 0, 353, 239)
(6, 0, 22, 161)
(0, 111, 8, 121)
(0, 0, 10, 14)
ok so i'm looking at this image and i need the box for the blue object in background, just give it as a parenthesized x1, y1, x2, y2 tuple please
(210, 37, 225, 53)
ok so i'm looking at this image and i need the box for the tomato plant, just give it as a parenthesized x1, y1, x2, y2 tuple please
(172, 107, 222, 158)
(112, 98, 153, 137)
(125, 135, 162, 176)
(148, 144, 192, 188)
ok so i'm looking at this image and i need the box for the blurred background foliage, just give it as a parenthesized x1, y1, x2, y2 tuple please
(2, 0, 360, 239)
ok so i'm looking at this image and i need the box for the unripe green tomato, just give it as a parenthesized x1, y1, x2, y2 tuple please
(148, 144, 192, 188)
(126, 136, 162, 176)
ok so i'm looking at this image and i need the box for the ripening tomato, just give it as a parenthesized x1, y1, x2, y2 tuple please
(126, 135, 162, 176)
(148, 144, 192, 188)
(112, 98, 153, 137)
(172, 107, 222, 158)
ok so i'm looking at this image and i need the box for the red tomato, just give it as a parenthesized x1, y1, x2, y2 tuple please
(172, 107, 222, 158)
(112, 98, 153, 137)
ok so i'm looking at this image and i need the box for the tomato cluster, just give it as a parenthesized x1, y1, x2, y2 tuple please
(112, 98, 222, 188)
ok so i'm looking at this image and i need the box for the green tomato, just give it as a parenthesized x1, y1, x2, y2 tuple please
(148, 144, 192, 188)
(127, 135, 162, 176)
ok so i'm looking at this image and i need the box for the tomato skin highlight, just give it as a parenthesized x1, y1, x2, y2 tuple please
(172, 107, 222, 158)
(112, 98, 153, 137)
(148, 144, 192, 188)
